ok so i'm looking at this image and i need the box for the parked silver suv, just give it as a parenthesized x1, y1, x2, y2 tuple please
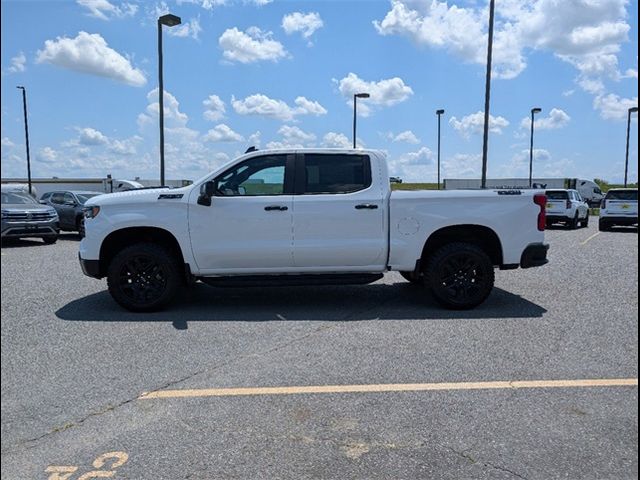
(1, 191, 60, 243)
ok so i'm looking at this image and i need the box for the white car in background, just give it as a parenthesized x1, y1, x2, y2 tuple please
(545, 189, 589, 229)
(599, 188, 638, 231)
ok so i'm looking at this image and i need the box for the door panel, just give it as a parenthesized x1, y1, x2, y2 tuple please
(292, 153, 386, 269)
(188, 154, 295, 273)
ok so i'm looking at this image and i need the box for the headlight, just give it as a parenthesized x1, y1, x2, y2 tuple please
(84, 205, 101, 219)
(1, 210, 7, 219)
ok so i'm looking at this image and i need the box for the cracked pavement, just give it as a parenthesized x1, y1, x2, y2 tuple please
(1, 223, 638, 479)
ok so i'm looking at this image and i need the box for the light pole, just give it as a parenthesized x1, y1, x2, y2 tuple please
(16, 86, 32, 195)
(158, 13, 181, 186)
(529, 107, 542, 188)
(624, 106, 638, 188)
(436, 109, 445, 189)
(353, 93, 369, 148)
(480, 0, 495, 188)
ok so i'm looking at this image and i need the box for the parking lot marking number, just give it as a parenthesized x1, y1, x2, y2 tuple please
(139, 378, 638, 400)
(45, 466, 78, 480)
(580, 231, 601, 245)
(46, 452, 128, 480)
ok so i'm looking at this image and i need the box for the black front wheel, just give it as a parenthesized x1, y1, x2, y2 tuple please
(107, 243, 181, 312)
(425, 243, 495, 310)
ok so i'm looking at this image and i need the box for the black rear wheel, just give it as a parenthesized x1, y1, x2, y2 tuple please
(107, 243, 181, 312)
(569, 212, 579, 229)
(425, 242, 495, 310)
(42, 235, 58, 244)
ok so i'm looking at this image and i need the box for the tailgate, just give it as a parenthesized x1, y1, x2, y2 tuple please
(545, 199, 567, 214)
(606, 200, 638, 215)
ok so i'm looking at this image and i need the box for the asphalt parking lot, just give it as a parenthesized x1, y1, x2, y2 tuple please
(1, 220, 638, 479)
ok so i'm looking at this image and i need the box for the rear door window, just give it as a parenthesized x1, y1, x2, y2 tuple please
(300, 154, 371, 194)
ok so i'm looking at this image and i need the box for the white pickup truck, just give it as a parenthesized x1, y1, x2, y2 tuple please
(79, 149, 549, 312)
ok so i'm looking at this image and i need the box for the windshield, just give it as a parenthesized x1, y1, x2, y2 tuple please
(75, 193, 100, 204)
(606, 190, 638, 201)
(545, 190, 568, 200)
(1, 192, 37, 205)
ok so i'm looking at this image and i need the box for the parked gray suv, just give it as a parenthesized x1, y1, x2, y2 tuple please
(40, 190, 102, 235)
(1, 191, 60, 244)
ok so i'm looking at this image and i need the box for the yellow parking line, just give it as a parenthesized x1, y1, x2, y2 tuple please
(139, 378, 637, 400)
(580, 231, 601, 245)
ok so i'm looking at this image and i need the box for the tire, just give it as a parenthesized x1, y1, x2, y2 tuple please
(107, 243, 181, 312)
(582, 211, 589, 228)
(76, 216, 85, 237)
(42, 235, 58, 244)
(569, 212, 579, 229)
(599, 220, 609, 232)
(399, 271, 422, 284)
(425, 242, 495, 310)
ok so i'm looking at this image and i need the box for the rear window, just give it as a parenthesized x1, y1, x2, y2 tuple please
(605, 190, 637, 201)
(545, 190, 568, 200)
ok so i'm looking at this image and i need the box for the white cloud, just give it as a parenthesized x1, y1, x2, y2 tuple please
(219, 27, 288, 63)
(36, 31, 146, 86)
(78, 127, 109, 145)
(520, 108, 571, 131)
(202, 124, 244, 142)
(77, 0, 138, 20)
(138, 88, 189, 127)
(387, 130, 420, 144)
(38, 147, 58, 163)
(623, 68, 638, 79)
(167, 17, 202, 40)
(282, 12, 324, 41)
(1, 137, 15, 147)
(593, 94, 639, 120)
(278, 125, 316, 144)
(562, 89, 575, 97)
(265, 141, 304, 149)
(449, 111, 510, 138)
(374, 0, 632, 84)
(322, 132, 352, 148)
(335, 73, 413, 116)
(8, 52, 26, 73)
(203, 95, 226, 121)
(231, 94, 327, 121)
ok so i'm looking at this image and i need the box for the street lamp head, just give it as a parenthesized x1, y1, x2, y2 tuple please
(159, 13, 181, 27)
(629, 107, 639, 113)
(436, 109, 445, 115)
(355, 93, 370, 99)
(531, 107, 542, 114)
(16, 85, 25, 90)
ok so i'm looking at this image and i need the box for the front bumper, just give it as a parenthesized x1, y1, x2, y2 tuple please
(79, 253, 102, 279)
(1, 219, 60, 238)
(520, 242, 549, 268)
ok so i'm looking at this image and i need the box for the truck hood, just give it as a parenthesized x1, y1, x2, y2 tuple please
(1, 203, 56, 213)
(85, 186, 193, 207)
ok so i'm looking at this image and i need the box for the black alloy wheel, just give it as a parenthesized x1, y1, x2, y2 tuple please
(425, 242, 495, 310)
(107, 243, 180, 312)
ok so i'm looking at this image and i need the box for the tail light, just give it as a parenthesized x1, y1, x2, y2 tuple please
(534, 194, 547, 231)
(566, 199, 571, 209)
(601, 199, 606, 209)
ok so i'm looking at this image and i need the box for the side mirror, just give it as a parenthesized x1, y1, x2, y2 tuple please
(197, 181, 216, 206)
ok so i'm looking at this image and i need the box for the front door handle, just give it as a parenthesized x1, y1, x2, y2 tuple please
(264, 205, 288, 211)
(355, 204, 378, 210)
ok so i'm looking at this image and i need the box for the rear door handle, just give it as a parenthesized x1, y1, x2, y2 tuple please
(264, 205, 288, 211)
(355, 204, 378, 210)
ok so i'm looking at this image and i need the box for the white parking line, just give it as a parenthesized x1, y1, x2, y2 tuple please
(580, 231, 601, 245)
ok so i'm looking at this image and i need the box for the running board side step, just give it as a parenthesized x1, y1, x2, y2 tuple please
(200, 273, 384, 288)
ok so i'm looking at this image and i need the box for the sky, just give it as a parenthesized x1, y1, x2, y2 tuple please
(1, 0, 638, 184)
